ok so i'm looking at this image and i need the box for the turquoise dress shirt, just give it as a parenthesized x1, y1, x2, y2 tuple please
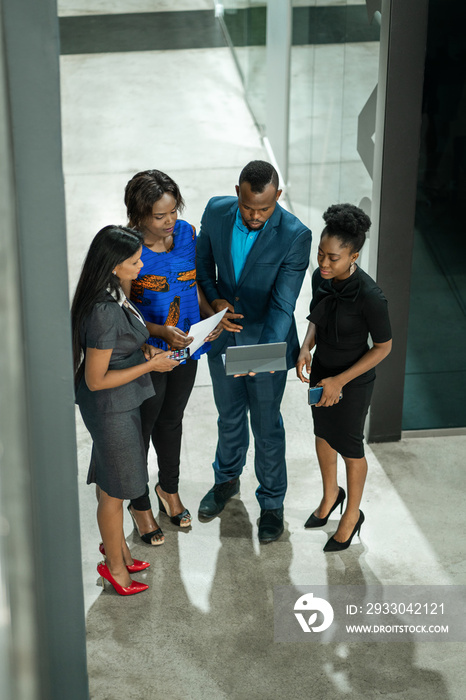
(231, 208, 268, 282)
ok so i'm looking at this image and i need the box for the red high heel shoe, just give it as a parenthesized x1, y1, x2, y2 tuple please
(97, 562, 149, 596)
(98, 543, 150, 573)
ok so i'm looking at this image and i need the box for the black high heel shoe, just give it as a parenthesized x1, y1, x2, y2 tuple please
(323, 510, 365, 552)
(304, 487, 346, 528)
(155, 484, 192, 528)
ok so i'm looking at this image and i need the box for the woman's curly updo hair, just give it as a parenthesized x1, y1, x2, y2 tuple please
(322, 203, 371, 253)
(124, 169, 185, 229)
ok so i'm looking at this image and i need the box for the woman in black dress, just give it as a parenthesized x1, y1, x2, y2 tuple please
(72, 225, 179, 595)
(296, 204, 392, 551)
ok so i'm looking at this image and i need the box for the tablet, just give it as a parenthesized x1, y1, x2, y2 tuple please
(224, 342, 287, 376)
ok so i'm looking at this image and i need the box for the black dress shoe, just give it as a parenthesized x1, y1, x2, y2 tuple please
(258, 507, 284, 543)
(198, 478, 240, 518)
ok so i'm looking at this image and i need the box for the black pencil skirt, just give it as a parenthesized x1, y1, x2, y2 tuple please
(310, 360, 375, 459)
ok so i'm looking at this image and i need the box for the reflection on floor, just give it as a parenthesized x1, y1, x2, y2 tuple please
(60, 2, 466, 698)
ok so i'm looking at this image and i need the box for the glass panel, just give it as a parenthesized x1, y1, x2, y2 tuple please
(403, 0, 466, 430)
(287, 1, 381, 269)
(221, 1, 267, 133)
(221, 0, 382, 270)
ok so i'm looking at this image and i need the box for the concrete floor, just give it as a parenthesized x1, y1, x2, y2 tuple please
(78, 390, 466, 700)
(60, 2, 466, 698)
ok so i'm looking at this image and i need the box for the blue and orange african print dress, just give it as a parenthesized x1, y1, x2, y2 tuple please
(130, 219, 208, 360)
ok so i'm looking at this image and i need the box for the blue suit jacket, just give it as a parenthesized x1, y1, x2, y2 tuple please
(196, 196, 312, 368)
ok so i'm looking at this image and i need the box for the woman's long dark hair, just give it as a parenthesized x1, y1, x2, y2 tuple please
(71, 225, 143, 378)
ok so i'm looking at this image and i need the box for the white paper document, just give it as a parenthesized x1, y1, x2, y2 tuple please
(188, 308, 227, 355)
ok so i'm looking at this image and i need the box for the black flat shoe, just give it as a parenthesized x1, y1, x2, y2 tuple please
(258, 507, 284, 543)
(323, 510, 365, 552)
(198, 478, 240, 518)
(127, 504, 164, 546)
(304, 487, 346, 528)
(155, 484, 192, 527)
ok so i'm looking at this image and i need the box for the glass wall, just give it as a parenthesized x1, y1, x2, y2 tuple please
(287, 1, 380, 268)
(219, 1, 466, 433)
(219, 1, 381, 268)
(221, 1, 267, 133)
(403, 0, 466, 430)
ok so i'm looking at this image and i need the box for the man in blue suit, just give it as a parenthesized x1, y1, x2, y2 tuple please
(196, 161, 311, 542)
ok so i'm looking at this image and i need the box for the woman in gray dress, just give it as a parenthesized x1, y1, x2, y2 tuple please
(72, 225, 179, 596)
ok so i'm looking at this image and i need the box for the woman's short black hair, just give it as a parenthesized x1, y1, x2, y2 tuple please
(322, 203, 371, 253)
(71, 225, 143, 377)
(124, 169, 185, 228)
(238, 160, 279, 193)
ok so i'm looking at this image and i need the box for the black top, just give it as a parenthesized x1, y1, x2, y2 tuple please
(307, 266, 391, 371)
(75, 294, 154, 414)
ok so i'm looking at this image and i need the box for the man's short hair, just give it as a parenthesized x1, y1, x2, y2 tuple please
(239, 160, 279, 193)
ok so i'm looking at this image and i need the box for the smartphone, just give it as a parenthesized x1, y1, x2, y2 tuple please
(169, 348, 189, 361)
(308, 386, 324, 405)
(308, 386, 343, 405)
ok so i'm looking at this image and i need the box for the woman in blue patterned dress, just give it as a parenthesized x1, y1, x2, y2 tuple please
(121, 170, 221, 542)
